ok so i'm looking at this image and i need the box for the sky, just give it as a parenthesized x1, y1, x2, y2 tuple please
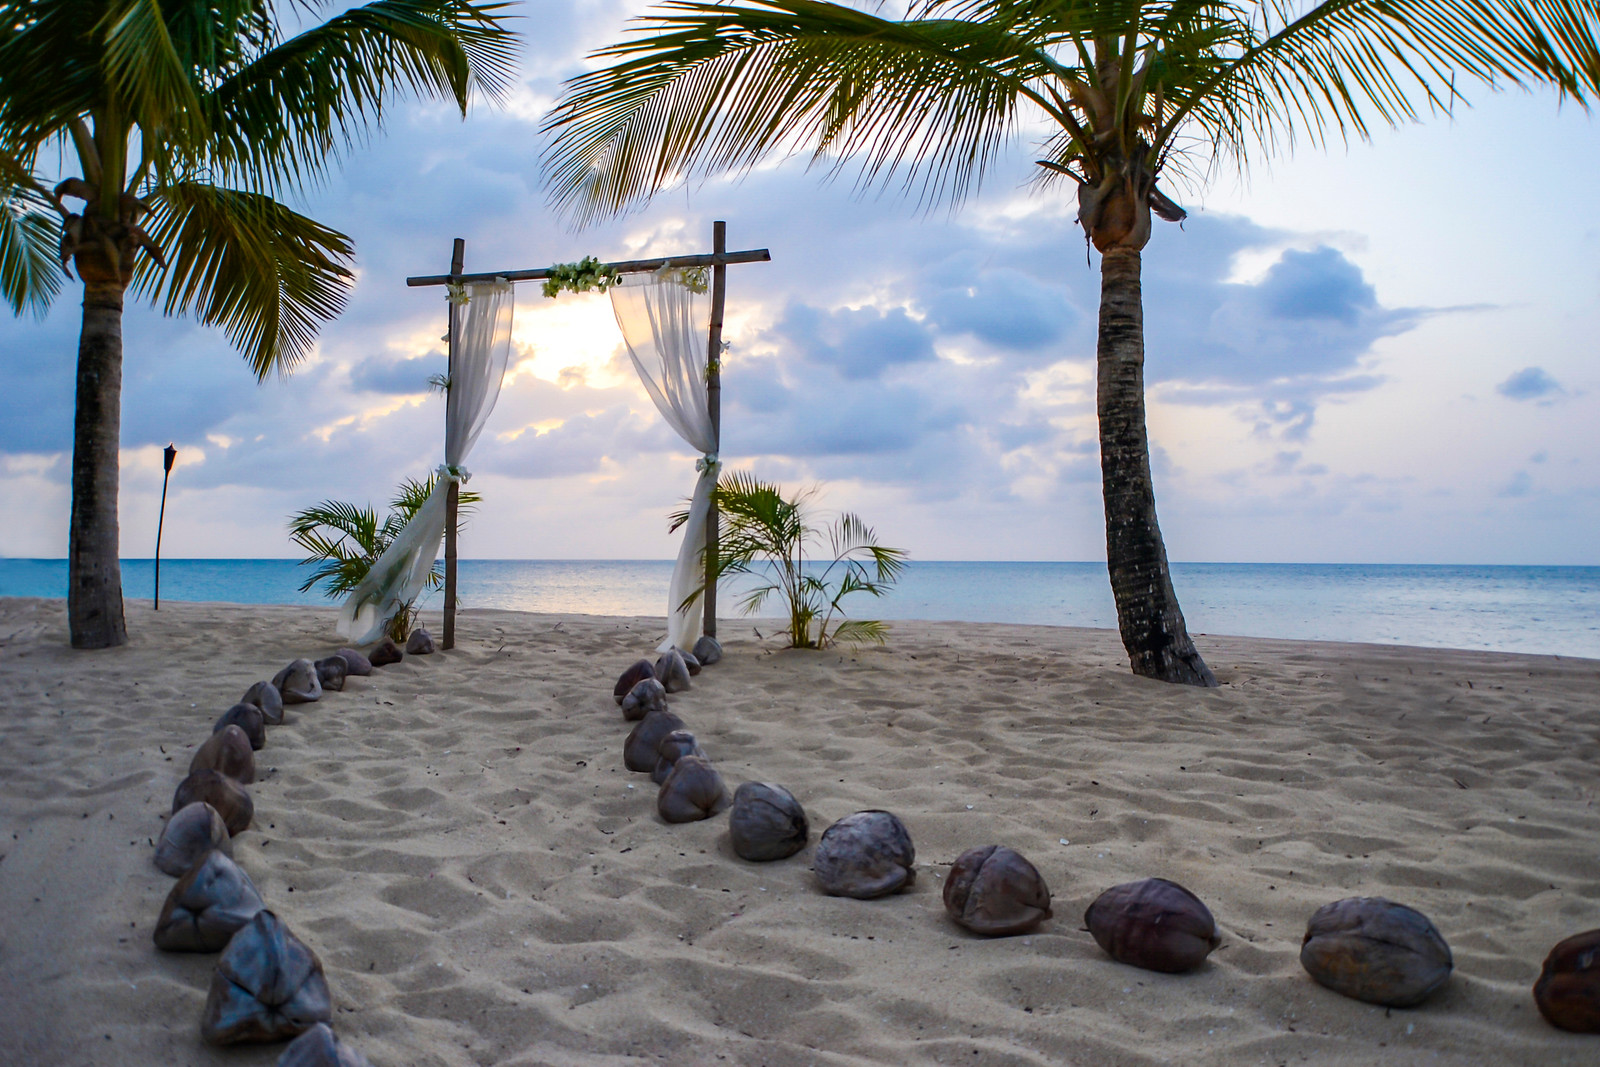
(2, 0, 1598, 565)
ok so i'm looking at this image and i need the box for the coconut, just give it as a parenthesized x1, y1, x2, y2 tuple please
(943, 845, 1052, 936)
(173, 769, 253, 836)
(1085, 878, 1220, 973)
(200, 910, 331, 1045)
(1300, 897, 1452, 1007)
(1534, 928, 1600, 1033)
(623, 708, 686, 773)
(813, 810, 915, 899)
(189, 724, 256, 783)
(657, 756, 731, 823)
(728, 782, 808, 862)
(153, 849, 265, 952)
(155, 802, 232, 876)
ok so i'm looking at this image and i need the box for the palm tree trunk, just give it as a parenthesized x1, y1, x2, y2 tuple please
(68, 280, 128, 649)
(1096, 247, 1215, 686)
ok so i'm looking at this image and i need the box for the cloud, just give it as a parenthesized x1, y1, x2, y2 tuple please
(350, 353, 448, 394)
(1497, 366, 1563, 401)
(774, 302, 937, 380)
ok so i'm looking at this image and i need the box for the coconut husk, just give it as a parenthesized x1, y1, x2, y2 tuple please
(728, 782, 808, 862)
(200, 910, 332, 1045)
(153, 849, 265, 952)
(189, 724, 256, 783)
(623, 708, 686, 773)
(657, 756, 730, 823)
(944, 845, 1052, 936)
(173, 769, 253, 836)
(813, 810, 915, 899)
(1086, 878, 1220, 973)
(1300, 897, 1452, 1007)
(155, 802, 232, 876)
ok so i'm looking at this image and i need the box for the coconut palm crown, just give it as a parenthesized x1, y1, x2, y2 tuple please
(0, 0, 517, 648)
(541, 0, 1597, 684)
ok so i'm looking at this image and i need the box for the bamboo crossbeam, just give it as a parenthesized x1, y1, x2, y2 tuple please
(406, 248, 771, 287)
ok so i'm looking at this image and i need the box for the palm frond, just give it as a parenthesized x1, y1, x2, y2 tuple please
(206, 0, 519, 190)
(828, 618, 891, 646)
(542, 0, 1041, 224)
(133, 181, 354, 377)
(1, 153, 63, 316)
(99, 0, 209, 150)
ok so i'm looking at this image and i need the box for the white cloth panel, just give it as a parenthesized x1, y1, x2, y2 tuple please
(338, 280, 515, 644)
(610, 270, 714, 654)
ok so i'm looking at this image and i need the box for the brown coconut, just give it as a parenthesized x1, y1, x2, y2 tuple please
(155, 802, 233, 876)
(657, 756, 730, 823)
(241, 681, 284, 725)
(813, 810, 916, 899)
(313, 656, 347, 692)
(272, 659, 322, 704)
(623, 708, 686, 772)
(691, 635, 722, 666)
(728, 782, 808, 862)
(153, 849, 265, 952)
(944, 845, 1053, 936)
(613, 659, 655, 704)
(1086, 878, 1220, 973)
(368, 638, 403, 667)
(654, 649, 692, 693)
(189, 724, 256, 783)
(621, 677, 668, 722)
(1534, 928, 1600, 1033)
(214, 703, 266, 750)
(1300, 897, 1452, 1007)
(201, 910, 331, 1045)
(174, 769, 253, 836)
(651, 730, 706, 785)
(334, 647, 373, 676)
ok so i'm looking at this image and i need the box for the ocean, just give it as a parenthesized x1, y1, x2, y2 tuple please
(3, 558, 1597, 660)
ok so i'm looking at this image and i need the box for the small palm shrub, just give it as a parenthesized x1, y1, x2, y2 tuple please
(676, 470, 907, 649)
(288, 476, 479, 642)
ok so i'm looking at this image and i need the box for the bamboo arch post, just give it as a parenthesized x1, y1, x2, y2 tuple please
(443, 237, 464, 651)
(703, 221, 727, 640)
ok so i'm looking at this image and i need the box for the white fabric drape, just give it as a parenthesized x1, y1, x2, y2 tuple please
(611, 269, 715, 654)
(337, 280, 515, 644)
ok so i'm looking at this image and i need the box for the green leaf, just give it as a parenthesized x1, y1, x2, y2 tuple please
(133, 181, 354, 377)
(0, 153, 63, 317)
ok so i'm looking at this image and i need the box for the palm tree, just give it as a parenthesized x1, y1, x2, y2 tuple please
(675, 470, 907, 648)
(540, 0, 1597, 684)
(0, 0, 517, 649)
(288, 474, 480, 642)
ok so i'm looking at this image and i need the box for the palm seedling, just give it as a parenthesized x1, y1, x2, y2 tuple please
(288, 475, 480, 642)
(675, 470, 908, 649)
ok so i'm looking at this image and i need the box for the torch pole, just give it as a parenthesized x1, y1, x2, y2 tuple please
(154, 444, 177, 610)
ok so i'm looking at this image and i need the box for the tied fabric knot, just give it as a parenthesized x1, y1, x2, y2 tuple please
(695, 452, 719, 474)
(446, 282, 470, 306)
(437, 463, 471, 484)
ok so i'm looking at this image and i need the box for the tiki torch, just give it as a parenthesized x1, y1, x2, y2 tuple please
(154, 444, 177, 610)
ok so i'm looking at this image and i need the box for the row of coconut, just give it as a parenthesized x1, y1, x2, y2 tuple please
(609, 650, 1600, 1032)
(150, 633, 426, 1064)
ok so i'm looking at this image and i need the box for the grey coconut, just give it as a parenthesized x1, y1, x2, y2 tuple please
(155, 802, 233, 876)
(201, 910, 332, 1045)
(624, 708, 686, 773)
(813, 810, 916, 899)
(621, 677, 668, 722)
(272, 659, 322, 704)
(240, 681, 284, 725)
(154, 849, 265, 952)
(278, 1023, 375, 1067)
(728, 782, 809, 862)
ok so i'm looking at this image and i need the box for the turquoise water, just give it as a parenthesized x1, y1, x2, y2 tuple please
(2, 559, 1597, 659)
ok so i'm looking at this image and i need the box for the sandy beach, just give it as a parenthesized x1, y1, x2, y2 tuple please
(1, 596, 1597, 1066)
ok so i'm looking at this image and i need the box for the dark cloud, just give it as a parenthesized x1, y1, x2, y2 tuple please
(1497, 366, 1563, 401)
